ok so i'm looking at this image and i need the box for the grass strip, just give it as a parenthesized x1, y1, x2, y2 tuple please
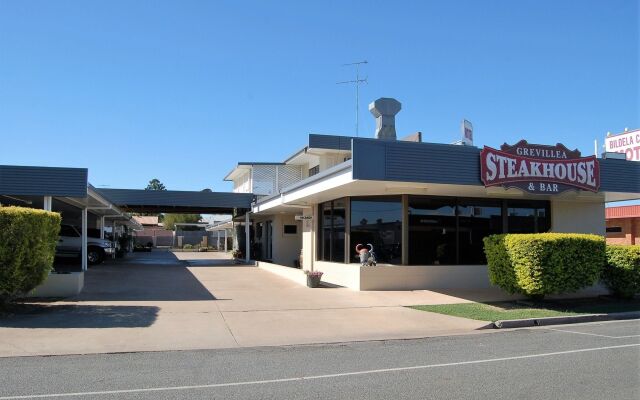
(409, 298, 640, 322)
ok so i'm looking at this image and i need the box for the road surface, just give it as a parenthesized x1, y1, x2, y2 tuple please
(0, 320, 638, 400)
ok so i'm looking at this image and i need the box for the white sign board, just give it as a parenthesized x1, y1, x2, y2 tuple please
(605, 129, 640, 161)
(295, 215, 313, 221)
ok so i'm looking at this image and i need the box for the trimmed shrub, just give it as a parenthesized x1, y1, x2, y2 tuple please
(0, 206, 61, 304)
(603, 245, 640, 298)
(484, 233, 605, 298)
(183, 244, 193, 250)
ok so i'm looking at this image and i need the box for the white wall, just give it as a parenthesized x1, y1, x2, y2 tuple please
(314, 261, 361, 289)
(271, 214, 302, 267)
(359, 265, 493, 291)
(551, 200, 605, 235)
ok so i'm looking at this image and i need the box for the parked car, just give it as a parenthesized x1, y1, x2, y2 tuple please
(56, 224, 115, 265)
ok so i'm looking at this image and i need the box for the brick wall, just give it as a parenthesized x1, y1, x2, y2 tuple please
(606, 217, 639, 245)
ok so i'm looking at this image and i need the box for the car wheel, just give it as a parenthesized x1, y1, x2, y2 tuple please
(88, 247, 105, 265)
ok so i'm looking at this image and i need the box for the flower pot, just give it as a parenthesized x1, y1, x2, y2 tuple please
(306, 275, 322, 288)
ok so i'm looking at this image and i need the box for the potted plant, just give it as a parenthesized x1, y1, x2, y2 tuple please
(305, 270, 323, 288)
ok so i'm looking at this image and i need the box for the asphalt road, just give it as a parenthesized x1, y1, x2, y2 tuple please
(0, 320, 638, 400)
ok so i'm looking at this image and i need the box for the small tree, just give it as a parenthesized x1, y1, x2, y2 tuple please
(0, 207, 61, 305)
(145, 178, 166, 191)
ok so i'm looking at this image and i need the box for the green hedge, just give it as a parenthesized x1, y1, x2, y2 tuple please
(0, 206, 61, 303)
(484, 233, 605, 298)
(603, 245, 640, 298)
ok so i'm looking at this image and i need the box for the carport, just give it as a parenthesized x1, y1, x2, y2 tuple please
(0, 165, 142, 295)
(96, 188, 254, 260)
(1, 165, 255, 296)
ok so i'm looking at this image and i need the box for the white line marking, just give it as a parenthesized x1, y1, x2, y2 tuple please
(1, 343, 638, 399)
(546, 328, 640, 339)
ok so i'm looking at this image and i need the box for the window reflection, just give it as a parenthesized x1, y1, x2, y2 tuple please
(318, 199, 346, 262)
(408, 197, 456, 265)
(350, 197, 402, 264)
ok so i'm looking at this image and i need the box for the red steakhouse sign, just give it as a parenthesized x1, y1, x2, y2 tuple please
(480, 140, 600, 194)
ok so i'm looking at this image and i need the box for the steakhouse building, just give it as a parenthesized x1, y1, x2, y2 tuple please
(226, 97, 640, 290)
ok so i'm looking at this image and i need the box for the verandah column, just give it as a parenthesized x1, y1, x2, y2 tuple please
(401, 194, 409, 265)
(245, 212, 251, 262)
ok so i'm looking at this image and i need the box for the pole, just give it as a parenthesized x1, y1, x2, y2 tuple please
(356, 64, 360, 137)
(81, 208, 88, 271)
(43, 196, 52, 211)
(337, 60, 367, 137)
(245, 213, 251, 262)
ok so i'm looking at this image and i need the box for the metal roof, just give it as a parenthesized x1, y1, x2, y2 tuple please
(0, 165, 88, 198)
(606, 205, 640, 219)
(96, 188, 253, 214)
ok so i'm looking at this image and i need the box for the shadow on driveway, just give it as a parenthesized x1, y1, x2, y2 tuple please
(71, 250, 218, 302)
(0, 304, 159, 328)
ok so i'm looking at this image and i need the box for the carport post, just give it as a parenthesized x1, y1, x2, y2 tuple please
(245, 212, 250, 262)
(43, 196, 52, 211)
(81, 207, 88, 271)
(224, 229, 228, 252)
(100, 216, 105, 239)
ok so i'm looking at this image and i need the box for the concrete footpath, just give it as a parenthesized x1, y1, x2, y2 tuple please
(0, 251, 502, 357)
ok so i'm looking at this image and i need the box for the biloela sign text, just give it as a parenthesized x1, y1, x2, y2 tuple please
(480, 140, 600, 194)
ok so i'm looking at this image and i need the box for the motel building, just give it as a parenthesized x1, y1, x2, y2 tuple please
(1, 97, 639, 295)
(226, 97, 640, 291)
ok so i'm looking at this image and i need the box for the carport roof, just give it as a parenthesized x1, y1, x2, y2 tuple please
(96, 188, 253, 214)
(0, 165, 88, 197)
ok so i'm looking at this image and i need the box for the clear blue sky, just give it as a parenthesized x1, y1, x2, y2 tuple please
(0, 0, 637, 192)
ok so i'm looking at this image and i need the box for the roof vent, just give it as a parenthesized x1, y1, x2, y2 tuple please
(369, 97, 401, 140)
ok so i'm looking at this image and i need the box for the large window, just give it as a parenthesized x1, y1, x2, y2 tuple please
(319, 195, 550, 266)
(458, 199, 503, 264)
(318, 199, 346, 262)
(409, 196, 550, 265)
(408, 197, 457, 265)
(350, 196, 402, 264)
(506, 200, 550, 233)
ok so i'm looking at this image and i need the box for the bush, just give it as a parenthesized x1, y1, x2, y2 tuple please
(183, 244, 193, 250)
(0, 206, 61, 304)
(603, 245, 640, 298)
(484, 233, 605, 298)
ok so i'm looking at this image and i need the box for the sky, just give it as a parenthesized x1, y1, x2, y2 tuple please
(0, 0, 638, 192)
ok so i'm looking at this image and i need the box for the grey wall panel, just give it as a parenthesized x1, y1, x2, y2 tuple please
(352, 139, 482, 185)
(97, 189, 253, 212)
(0, 165, 88, 197)
(599, 159, 640, 193)
(309, 134, 353, 151)
(353, 139, 640, 194)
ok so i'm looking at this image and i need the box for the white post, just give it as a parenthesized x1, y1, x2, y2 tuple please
(43, 196, 52, 211)
(81, 208, 88, 271)
(245, 212, 250, 262)
(224, 228, 228, 252)
(112, 221, 117, 259)
(217, 230, 220, 250)
(100, 216, 105, 239)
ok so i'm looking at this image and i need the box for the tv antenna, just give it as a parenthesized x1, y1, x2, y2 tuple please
(337, 60, 368, 136)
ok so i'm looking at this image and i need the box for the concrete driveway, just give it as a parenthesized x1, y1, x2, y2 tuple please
(0, 250, 494, 357)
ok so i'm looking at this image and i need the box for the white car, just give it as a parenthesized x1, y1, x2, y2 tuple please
(56, 224, 115, 265)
